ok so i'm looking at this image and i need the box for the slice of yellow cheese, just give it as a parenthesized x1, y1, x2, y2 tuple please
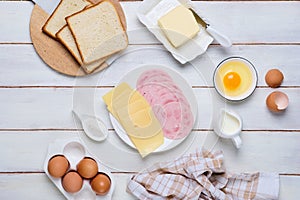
(112, 90, 150, 121)
(158, 5, 200, 48)
(116, 107, 161, 138)
(127, 99, 150, 116)
(102, 82, 164, 157)
(102, 82, 132, 113)
(130, 134, 164, 158)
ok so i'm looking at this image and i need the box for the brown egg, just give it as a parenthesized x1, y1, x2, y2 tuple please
(77, 157, 98, 179)
(90, 173, 111, 195)
(62, 171, 83, 193)
(47, 155, 69, 178)
(266, 91, 289, 112)
(265, 69, 284, 88)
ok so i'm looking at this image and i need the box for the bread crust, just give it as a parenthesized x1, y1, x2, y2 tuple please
(42, 0, 128, 73)
(56, 25, 107, 73)
(66, 0, 128, 64)
(42, 0, 64, 39)
(88, 0, 127, 31)
(56, 25, 82, 64)
(42, 0, 90, 40)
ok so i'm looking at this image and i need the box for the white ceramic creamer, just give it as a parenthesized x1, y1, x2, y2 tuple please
(213, 109, 243, 148)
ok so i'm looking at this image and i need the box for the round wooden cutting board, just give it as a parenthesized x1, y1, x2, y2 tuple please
(29, 0, 127, 77)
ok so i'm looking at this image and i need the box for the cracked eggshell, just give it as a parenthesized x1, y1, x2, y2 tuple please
(266, 91, 289, 112)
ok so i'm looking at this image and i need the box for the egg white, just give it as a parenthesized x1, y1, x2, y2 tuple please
(214, 58, 256, 100)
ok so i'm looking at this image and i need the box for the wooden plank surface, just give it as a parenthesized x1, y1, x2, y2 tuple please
(0, 0, 299, 199)
(0, 131, 299, 173)
(0, 88, 299, 130)
(1, 1, 300, 44)
(0, 173, 299, 200)
(0, 44, 299, 87)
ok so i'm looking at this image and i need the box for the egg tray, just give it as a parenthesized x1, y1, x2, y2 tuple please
(44, 138, 115, 200)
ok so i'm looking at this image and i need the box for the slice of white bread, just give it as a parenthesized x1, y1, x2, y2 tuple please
(42, 0, 91, 39)
(66, 1, 128, 64)
(56, 25, 106, 73)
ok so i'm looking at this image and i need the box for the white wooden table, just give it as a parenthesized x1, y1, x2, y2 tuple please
(0, 0, 299, 199)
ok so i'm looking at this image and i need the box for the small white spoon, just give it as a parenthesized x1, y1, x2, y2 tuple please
(72, 110, 108, 142)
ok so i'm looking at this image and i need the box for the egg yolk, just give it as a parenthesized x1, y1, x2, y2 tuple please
(223, 72, 241, 90)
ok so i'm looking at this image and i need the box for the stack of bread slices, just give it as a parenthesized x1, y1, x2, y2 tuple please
(42, 0, 128, 74)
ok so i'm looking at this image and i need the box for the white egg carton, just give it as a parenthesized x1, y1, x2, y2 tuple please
(44, 138, 115, 200)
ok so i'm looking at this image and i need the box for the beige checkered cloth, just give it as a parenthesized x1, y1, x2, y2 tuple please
(127, 149, 279, 200)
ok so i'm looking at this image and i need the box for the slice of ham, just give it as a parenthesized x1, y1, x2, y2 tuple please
(156, 102, 194, 139)
(137, 69, 173, 86)
(138, 83, 177, 105)
(136, 69, 194, 139)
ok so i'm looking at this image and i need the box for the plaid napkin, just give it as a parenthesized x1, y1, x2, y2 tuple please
(127, 149, 279, 200)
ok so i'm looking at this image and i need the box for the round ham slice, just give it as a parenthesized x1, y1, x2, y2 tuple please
(136, 69, 194, 139)
(157, 102, 193, 139)
(137, 69, 173, 86)
(138, 83, 178, 106)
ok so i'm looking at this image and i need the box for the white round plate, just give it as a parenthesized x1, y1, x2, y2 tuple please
(110, 64, 198, 153)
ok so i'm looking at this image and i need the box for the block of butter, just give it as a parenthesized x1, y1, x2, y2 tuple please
(158, 5, 200, 48)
